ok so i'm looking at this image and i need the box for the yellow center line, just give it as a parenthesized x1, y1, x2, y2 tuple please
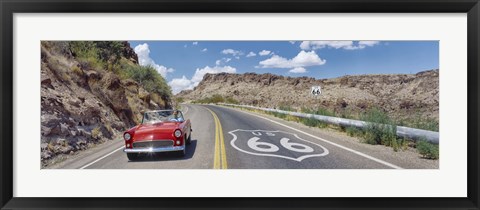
(206, 107, 228, 169)
(215, 113, 228, 169)
(213, 111, 220, 169)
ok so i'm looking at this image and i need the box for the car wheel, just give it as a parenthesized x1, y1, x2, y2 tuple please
(186, 134, 192, 145)
(127, 153, 138, 161)
(178, 138, 187, 157)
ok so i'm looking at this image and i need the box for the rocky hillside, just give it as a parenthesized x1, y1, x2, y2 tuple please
(41, 41, 172, 167)
(178, 70, 439, 123)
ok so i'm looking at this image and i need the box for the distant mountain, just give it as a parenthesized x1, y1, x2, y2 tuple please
(177, 70, 439, 122)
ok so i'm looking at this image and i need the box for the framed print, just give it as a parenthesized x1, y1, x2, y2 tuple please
(1, 0, 479, 209)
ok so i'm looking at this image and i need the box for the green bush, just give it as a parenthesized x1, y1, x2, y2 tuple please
(346, 126, 363, 137)
(361, 108, 400, 150)
(278, 105, 294, 112)
(225, 97, 239, 104)
(69, 41, 124, 68)
(301, 116, 319, 127)
(209, 94, 225, 103)
(301, 107, 336, 117)
(314, 107, 335, 117)
(121, 64, 172, 99)
(396, 112, 439, 132)
(176, 97, 185, 104)
(91, 127, 102, 140)
(192, 94, 226, 104)
(409, 116, 439, 132)
(416, 140, 439, 159)
(271, 112, 287, 119)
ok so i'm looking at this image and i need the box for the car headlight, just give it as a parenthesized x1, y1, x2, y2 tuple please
(174, 130, 182, 138)
(124, 133, 131, 141)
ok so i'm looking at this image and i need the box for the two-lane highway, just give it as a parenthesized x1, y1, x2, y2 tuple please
(54, 104, 438, 169)
(203, 105, 396, 169)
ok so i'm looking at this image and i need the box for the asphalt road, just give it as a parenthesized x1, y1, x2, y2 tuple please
(54, 104, 438, 169)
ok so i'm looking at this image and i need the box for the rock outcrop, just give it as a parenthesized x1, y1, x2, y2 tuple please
(178, 70, 439, 121)
(41, 41, 170, 167)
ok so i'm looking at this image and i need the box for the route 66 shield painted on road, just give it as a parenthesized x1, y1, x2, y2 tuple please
(228, 129, 329, 162)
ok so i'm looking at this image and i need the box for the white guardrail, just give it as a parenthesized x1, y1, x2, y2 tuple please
(219, 103, 439, 144)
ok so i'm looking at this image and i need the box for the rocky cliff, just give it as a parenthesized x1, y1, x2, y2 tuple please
(178, 70, 439, 123)
(41, 41, 172, 167)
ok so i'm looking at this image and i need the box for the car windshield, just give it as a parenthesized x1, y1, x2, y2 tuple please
(142, 110, 184, 124)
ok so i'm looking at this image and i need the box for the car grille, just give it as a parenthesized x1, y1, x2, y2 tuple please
(133, 140, 174, 148)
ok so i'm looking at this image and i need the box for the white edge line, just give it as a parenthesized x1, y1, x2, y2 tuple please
(218, 105, 403, 169)
(79, 146, 125, 169)
(182, 104, 189, 115)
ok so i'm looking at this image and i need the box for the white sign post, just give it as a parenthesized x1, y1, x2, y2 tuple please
(311, 86, 322, 97)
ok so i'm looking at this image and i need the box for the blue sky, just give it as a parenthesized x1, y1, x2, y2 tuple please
(128, 41, 439, 94)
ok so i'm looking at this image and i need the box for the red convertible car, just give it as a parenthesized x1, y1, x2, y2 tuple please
(123, 110, 192, 160)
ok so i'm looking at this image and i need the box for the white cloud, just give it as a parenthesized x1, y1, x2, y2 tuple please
(215, 58, 232, 66)
(300, 41, 380, 50)
(168, 65, 237, 94)
(221, 49, 243, 56)
(193, 42, 198, 45)
(358, 41, 379, 47)
(168, 76, 195, 94)
(191, 66, 236, 85)
(289, 67, 307, 73)
(202, 48, 208, 52)
(289, 41, 296, 44)
(134, 43, 174, 77)
(259, 50, 272, 56)
(258, 50, 326, 69)
(246, 52, 256, 57)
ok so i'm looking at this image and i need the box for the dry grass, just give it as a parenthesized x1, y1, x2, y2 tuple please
(91, 127, 102, 140)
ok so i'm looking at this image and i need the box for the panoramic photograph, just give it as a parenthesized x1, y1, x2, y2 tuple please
(40, 40, 439, 169)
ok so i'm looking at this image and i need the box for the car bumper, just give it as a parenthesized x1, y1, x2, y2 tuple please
(124, 145, 185, 153)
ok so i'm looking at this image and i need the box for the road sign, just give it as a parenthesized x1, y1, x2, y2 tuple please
(228, 129, 329, 162)
(311, 86, 322, 96)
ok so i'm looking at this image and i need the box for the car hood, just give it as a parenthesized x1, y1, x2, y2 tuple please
(133, 122, 180, 141)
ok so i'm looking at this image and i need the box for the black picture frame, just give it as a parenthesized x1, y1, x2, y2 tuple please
(1, 0, 479, 209)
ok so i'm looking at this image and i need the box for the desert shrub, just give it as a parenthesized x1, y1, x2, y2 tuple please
(209, 94, 225, 103)
(346, 126, 363, 137)
(286, 115, 301, 123)
(302, 116, 318, 127)
(277, 105, 293, 111)
(176, 97, 185, 104)
(71, 65, 83, 75)
(69, 41, 124, 68)
(94, 41, 123, 64)
(396, 112, 439, 132)
(302, 107, 336, 117)
(225, 97, 239, 104)
(271, 111, 287, 119)
(192, 94, 226, 104)
(361, 108, 400, 150)
(195, 95, 224, 104)
(410, 115, 439, 132)
(91, 127, 102, 140)
(45, 41, 71, 56)
(416, 140, 439, 159)
(121, 65, 172, 100)
(314, 107, 335, 117)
